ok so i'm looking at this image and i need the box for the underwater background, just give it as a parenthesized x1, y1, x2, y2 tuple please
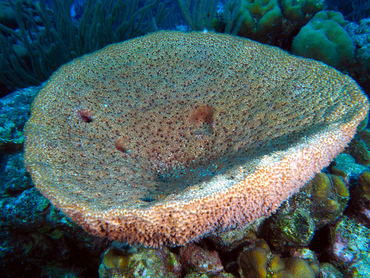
(0, 0, 370, 277)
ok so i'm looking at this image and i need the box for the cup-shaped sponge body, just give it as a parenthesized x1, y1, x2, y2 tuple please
(24, 31, 368, 247)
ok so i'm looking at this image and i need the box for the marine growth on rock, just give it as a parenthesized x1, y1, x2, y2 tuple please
(24, 31, 369, 247)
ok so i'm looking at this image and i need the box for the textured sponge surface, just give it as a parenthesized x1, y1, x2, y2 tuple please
(24, 31, 368, 247)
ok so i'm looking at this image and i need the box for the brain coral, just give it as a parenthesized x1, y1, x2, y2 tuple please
(24, 31, 369, 247)
(237, 0, 282, 44)
(292, 11, 354, 70)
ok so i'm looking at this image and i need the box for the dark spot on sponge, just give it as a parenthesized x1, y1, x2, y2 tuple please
(141, 197, 155, 203)
(189, 104, 214, 135)
(77, 109, 93, 123)
(189, 104, 214, 126)
(115, 136, 130, 153)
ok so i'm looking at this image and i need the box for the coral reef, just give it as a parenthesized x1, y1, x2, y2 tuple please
(238, 239, 270, 277)
(1, 86, 369, 276)
(99, 246, 182, 277)
(332, 126, 370, 178)
(214, 0, 324, 47)
(238, 238, 319, 278)
(358, 172, 370, 201)
(346, 18, 370, 93)
(23, 30, 368, 247)
(347, 138, 370, 166)
(0, 86, 39, 153)
(329, 216, 370, 277)
(319, 263, 344, 278)
(310, 173, 349, 218)
(0, 177, 110, 277)
(2, 1, 370, 274)
(292, 11, 354, 69)
(0, 87, 110, 276)
(208, 221, 260, 252)
(259, 172, 350, 251)
(179, 243, 223, 275)
(330, 153, 368, 181)
(237, 0, 283, 44)
(346, 171, 370, 227)
(279, 0, 324, 22)
(1, 152, 33, 193)
(277, 0, 324, 46)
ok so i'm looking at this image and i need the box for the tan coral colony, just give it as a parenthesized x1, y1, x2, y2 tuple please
(24, 31, 369, 247)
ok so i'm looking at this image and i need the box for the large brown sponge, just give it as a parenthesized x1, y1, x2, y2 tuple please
(24, 31, 368, 247)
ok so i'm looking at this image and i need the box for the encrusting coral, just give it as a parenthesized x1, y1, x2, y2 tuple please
(24, 31, 369, 247)
(179, 243, 223, 275)
(238, 239, 319, 278)
(99, 246, 182, 277)
(259, 172, 350, 251)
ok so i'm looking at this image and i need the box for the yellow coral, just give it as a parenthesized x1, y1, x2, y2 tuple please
(310, 173, 349, 215)
(311, 173, 331, 202)
(238, 0, 282, 43)
(102, 248, 131, 271)
(239, 239, 318, 278)
(331, 175, 349, 198)
(359, 171, 370, 199)
(272, 257, 316, 278)
(268, 254, 285, 273)
(239, 239, 270, 278)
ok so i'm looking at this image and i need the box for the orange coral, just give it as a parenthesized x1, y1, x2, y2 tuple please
(24, 31, 369, 247)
